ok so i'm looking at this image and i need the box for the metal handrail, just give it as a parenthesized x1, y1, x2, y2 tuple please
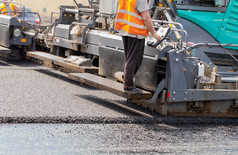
(51, 11, 60, 24)
(88, 0, 99, 10)
(152, 19, 186, 49)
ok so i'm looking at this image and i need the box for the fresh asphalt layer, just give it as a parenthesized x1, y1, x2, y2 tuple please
(1, 59, 238, 154)
(0, 59, 136, 119)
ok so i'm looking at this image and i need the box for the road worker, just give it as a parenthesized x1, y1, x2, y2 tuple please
(0, 0, 21, 17)
(115, 0, 161, 92)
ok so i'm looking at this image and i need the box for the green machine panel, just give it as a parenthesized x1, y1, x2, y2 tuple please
(217, 0, 238, 45)
(177, 10, 225, 39)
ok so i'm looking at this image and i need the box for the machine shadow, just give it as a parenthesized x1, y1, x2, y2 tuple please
(34, 68, 101, 91)
(76, 94, 238, 127)
(0, 60, 11, 66)
(76, 94, 158, 118)
(0, 59, 40, 68)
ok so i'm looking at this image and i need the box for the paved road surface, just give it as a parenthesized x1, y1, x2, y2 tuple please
(1, 124, 238, 154)
(0, 58, 134, 120)
(0, 58, 238, 154)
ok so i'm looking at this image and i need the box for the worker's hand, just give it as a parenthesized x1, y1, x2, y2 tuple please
(15, 13, 20, 18)
(152, 33, 162, 41)
(147, 32, 163, 47)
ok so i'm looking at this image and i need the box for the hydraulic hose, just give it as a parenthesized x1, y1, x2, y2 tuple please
(178, 43, 238, 63)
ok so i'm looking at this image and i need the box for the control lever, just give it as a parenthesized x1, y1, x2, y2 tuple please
(147, 26, 170, 48)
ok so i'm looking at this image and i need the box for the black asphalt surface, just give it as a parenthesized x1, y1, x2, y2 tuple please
(0, 59, 136, 119)
(0, 58, 238, 154)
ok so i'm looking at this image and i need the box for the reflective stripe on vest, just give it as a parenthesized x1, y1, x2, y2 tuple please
(115, 19, 147, 29)
(0, 4, 15, 16)
(117, 9, 143, 20)
(115, 0, 149, 36)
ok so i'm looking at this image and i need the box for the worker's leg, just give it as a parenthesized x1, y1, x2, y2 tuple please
(123, 36, 145, 89)
(122, 36, 128, 54)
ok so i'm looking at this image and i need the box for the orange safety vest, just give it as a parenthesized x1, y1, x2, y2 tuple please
(0, 3, 15, 16)
(115, 0, 149, 36)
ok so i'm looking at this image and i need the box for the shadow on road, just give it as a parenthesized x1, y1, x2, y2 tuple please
(76, 95, 238, 126)
(77, 94, 156, 117)
(34, 68, 101, 91)
(0, 58, 40, 68)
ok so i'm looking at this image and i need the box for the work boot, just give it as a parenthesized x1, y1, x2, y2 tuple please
(124, 87, 142, 93)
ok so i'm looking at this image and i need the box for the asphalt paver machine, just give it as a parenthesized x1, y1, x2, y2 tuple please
(0, 1, 40, 60)
(26, 0, 238, 117)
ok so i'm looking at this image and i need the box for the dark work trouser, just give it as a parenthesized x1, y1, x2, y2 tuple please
(122, 36, 145, 89)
